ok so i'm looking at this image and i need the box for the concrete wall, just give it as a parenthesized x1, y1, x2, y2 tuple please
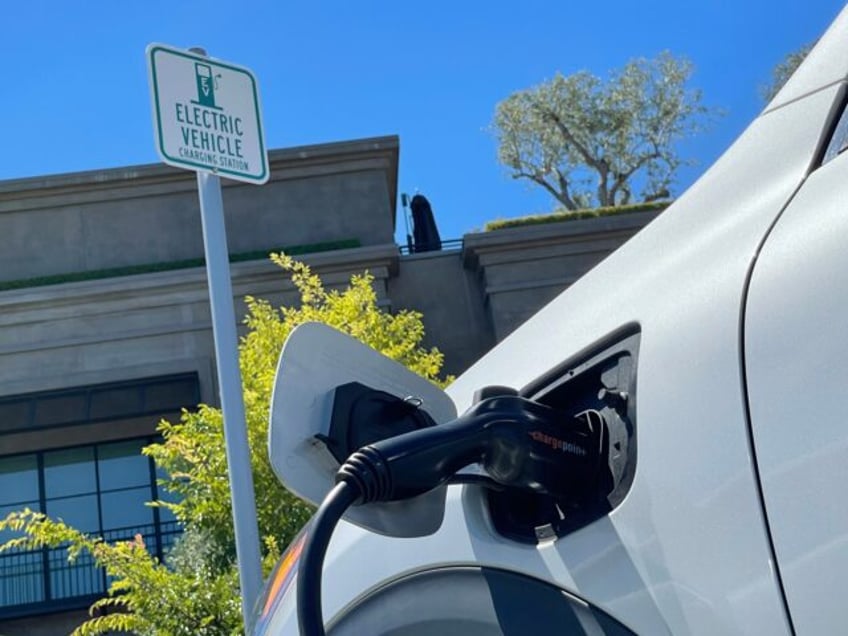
(388, 250, 493, 376)
(0, 137, 398, 283)
(0, 609, 89, 636)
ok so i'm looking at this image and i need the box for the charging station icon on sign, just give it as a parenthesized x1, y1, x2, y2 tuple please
(193, 63, 219, 109)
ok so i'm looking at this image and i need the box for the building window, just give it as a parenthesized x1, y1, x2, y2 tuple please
(0, 438, 180, 616)
(0, 373, 199, 618)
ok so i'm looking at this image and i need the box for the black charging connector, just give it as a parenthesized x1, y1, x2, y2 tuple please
(297, 394, 610, 636)
(339, 395, 605, 504)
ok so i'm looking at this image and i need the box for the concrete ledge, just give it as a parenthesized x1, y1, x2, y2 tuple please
(461, 211, 659, 340)
(0, 137, 399, 282)
(0, 136, 398, 216)
(0, 243, 399, 397)
(0, 244, 399, 313)
(462, 210, 661, 269)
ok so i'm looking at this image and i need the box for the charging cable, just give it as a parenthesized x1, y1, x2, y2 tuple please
(297, 394, 607, 635)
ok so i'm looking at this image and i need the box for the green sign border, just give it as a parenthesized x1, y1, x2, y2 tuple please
(148, 45, 269, 184)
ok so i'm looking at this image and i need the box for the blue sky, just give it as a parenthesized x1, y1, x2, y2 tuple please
(2, 1, 845, 242)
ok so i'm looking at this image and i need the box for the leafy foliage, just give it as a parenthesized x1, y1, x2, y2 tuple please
(760, 43, 813, 103)
(0, 254, 449, 635)
(493, 52, 716, 210)
(0, 510, 244, 636)
(144, 253, 448, 567)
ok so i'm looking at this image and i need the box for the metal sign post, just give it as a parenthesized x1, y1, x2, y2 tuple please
(194, 166, 263, 627)
(147, 43, 267, 628)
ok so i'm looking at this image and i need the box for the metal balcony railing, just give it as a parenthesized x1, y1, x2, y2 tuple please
(0, 520, 181, 617)
(398, 238, 463, 256)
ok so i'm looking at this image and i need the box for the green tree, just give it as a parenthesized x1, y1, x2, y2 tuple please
(1, 253, 449, 635)
(493, 52, 715, 210)
(760, 43, 813, 103)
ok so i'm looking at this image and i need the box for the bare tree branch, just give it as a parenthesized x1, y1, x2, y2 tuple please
(513, 171, 576, 209)
(609, 152, 660, 203)
(532, 102, 604, 174)
(553, 168, 578, 210)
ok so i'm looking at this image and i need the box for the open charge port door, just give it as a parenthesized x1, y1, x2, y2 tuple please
(484, 328, 640, 543)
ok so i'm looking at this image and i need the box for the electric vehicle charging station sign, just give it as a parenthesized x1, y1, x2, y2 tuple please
(146, 43, 268, 624)
(147, 44, 269, 184)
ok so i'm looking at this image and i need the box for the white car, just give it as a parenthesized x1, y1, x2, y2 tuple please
(254, 6, 848, 635)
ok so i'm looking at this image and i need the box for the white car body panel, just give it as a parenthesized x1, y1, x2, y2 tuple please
(264, 6, 848, 634)
(767, 5, 848, 111)
(745, 146, 848, 633)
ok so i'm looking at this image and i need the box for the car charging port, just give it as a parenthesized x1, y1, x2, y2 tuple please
(316, 381, 438, 464)
(483, 328, 639, 543)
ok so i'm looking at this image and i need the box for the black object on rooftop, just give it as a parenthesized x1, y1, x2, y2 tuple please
(410, 194, 442, 253)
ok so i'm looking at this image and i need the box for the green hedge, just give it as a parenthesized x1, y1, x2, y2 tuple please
(484, 200, 672, 232)
(0, 239, 360, 292)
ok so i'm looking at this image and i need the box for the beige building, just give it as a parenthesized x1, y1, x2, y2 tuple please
(0, 136, 656, 634)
